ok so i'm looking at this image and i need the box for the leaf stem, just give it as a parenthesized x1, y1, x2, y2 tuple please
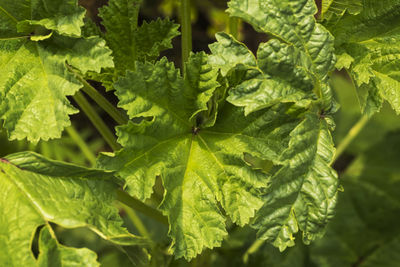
(243, 239, 265, 263)
(180, 0, 192, 70)
(116, 190, 168, 226)
(65, 126, 96, 166)
(333, 115, 370, 163)
(119, 202, 151, 239)
(73, 91, 121, 151)
(228, 17, 240, 39)
(67, 65, 129, 125)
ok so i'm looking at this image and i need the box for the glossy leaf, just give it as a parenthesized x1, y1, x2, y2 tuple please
(210, 33, 314, 115)
(326, 0, 400, 115)
(98, 54, 304, 260)
(252, 113, 338, 251)
(226, 0, 336, 111)
(0, 152, 144, 266)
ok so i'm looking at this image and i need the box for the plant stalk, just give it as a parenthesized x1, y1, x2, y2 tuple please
(117, 190, 168, 226)
(65, 126, 96, 166)
(333, 115, 370, 162)
(73, 91, 121, 151)
(67, 65, 128, 125)
(243, 239, 265, 263)
(229, 17, 240, 39)
(180, 0, 192, 70)
(119, 203, 151, 238)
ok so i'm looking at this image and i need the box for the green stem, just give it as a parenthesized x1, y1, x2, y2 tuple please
(180, 0, 192, 70)
(65, 126, 96, 166)
(73, 91, 121, 151)
(116, 190, 168, 225)
(243, 239, 265, 263)
(333, 115, 370, 163)
(119, 203, 151, 238)
(67, 65, 128, 125)
(228, 17, 239, 39)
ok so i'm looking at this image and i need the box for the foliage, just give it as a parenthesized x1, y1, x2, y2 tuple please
(0, 0, 399, 266)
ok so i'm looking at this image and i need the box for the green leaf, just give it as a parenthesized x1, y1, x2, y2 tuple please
(226, 0, 336, 111)
(135, 18, 181, 61)
(5, 151, 116, 180)
(310, 131, 400, 266)
(321, 0, 363, 21)
(98, 54, 303, 260)
(0, 35, 113, 142)
(210, 33, 314, 115)
(325, 0, 400, 115)
(0, 0, 85, 38)
(252, 113, 338, 251)
(98, 0, 180, 79)
(208, 32, 257, 76)
(0, 153, 145, 267)
(37, 226, 100, 267)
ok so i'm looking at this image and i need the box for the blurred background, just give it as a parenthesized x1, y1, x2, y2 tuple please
(2, 0, 400, 266)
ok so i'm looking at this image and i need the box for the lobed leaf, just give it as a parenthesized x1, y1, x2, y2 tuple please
(0, 152, 145, 267)
(210, 33, 315, 115)
(97, 0, 180, 89)
(0, 35, 113, 142)
(227, 0, 336, 104)
(0, 0, 85, 38)
(252, 113, 338, 251)
(325, 0, 400, 115)
(98, 53, 304, 260)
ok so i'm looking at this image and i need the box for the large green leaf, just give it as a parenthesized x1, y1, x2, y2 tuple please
(252, 113, 338, 251)
(325, 0, 400, 115)
(0, 34, 113, 142)
(0, 0, 85, 38)
(98, 0, 180, 86)
(0, 152, 144, 266)
(98, 54, 303, 260)
(225, 0, 336, 112)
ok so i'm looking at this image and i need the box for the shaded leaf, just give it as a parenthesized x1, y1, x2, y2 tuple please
(0, 152, 144, 266)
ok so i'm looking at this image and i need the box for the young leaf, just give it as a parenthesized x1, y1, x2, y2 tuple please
(226, 0, 336, 111)
(252, 113, 338, 251)
(37, 226, 99, 267)
(0, 152, 145, 266)
(98, 54, 303, 260)
(210, 33, 315, 115)
(98, 0, 180, 83)
(0, 34, 113, 142)
(325, 0, 400, 115)
(0, 0, 85, 38)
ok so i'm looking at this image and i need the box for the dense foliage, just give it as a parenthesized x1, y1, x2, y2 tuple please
(1, 0, 400, 266)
